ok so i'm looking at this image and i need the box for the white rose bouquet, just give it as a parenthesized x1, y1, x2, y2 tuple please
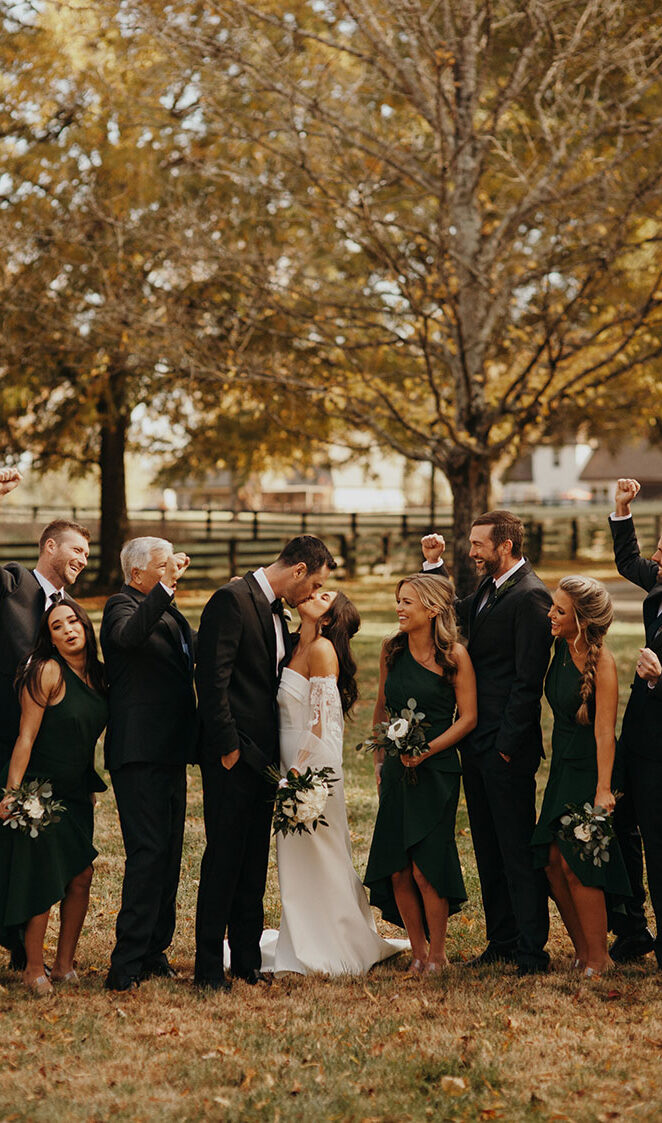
(356, 698, 430, 785)
(265, 764, 338, 837)
(1, 779, 65, 838)
(556, 800, 615, 867)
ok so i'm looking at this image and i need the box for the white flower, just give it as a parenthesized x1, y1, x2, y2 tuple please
(277, 778, 289, 789)
(22, 797, 44, 820)
(387, 718, 409, 740)
(296, 781, 328, 824)
(574, 823, 592, 843)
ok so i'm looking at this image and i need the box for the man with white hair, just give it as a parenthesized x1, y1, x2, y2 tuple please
(101, 536, 196, 991)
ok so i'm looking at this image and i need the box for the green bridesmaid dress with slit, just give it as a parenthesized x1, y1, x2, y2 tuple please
(531, 639, 630, 895)
(364, 647, 467, 926)
(0, 660, 107, 943)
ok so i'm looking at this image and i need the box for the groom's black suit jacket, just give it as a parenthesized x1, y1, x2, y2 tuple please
(610, 516, 662, 761)
(195, 572, 293, 775)
(457, 562, 552, 769)
(0, 562, 77, 759)
(101, 582, 197, 771)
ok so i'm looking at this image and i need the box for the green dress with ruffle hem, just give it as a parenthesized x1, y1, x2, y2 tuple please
(0, 661, 107, 943)
(531, 639, 631, 895)
(364, 647, 467, 927)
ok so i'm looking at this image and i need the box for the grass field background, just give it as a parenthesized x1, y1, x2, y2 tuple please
(1, 570, 661, 1122)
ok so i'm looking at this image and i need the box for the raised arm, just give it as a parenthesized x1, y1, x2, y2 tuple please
(0, 466, 22, 497)
(609, 478, 659, 592)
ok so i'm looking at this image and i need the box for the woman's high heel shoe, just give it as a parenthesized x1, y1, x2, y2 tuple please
(406, 958, 426, 976)
(25, 974, 53, 996)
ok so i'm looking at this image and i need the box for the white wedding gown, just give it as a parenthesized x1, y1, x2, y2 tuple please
(258, 669, 408, 975)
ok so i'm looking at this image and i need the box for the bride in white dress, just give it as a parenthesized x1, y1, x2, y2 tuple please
(261, 590, 406, 975)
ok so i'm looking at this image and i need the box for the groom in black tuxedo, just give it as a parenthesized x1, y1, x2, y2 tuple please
(194, 535, 336, 990)
(424, 511, 552, 974)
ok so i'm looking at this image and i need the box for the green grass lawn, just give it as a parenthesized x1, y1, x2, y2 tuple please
(1, 574, 661, 1123)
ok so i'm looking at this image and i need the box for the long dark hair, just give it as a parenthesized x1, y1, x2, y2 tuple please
(15, 600, 106, 705)
(319, 591, 360, 716)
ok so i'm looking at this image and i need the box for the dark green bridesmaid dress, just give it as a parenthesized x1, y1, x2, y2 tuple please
(0, 660, 107, 943)
(364, 646, 467, 926)
(531, 639, 630, 894)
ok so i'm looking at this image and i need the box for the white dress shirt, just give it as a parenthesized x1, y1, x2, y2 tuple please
(253, 567, 286, 670)
(33, 569, 65, 608)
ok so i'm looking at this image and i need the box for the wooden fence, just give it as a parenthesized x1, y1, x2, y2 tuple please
(1, 503, 661, 588)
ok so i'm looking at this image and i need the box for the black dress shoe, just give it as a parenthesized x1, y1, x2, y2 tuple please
(194, 976, 232, 993)
(465, 945, 518, 968)
(233, 969, 272, 986)
(610, 928, 655, 963)
(516, 962, 549, 978)
(140, 956, 177, 981)
(104, 969, 140, 992)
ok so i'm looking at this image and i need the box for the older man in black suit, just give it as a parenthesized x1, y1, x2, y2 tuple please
(0, 469, 91, 768)
(194, 535, 336, 991)
(607, 478, 662, 966)
(101, 537, 196, 991)
(424, 510, 552, 974)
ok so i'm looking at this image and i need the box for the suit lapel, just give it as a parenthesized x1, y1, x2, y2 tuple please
(245, 572, 278, 670)
(469, 562, 531, 642)
(644, 587, 662, 644)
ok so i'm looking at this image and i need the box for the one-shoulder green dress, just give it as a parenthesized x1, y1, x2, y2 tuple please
(0, 661, 107, 943)
(364, 647, 467, 926)
(531, 639, 630, 894)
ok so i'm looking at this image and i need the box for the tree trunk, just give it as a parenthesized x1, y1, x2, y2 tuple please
(96, 371, 129, 590)
(443, 452, 491, 598)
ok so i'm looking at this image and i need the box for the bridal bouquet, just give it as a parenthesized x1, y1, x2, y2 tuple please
(356, 698, 430, 785)
(556, 801, 615, 867)
(266, 764, 338, 837)
(1, 779, 65, 838)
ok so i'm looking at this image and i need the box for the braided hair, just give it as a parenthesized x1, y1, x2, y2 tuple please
(559, 576, 614, 725)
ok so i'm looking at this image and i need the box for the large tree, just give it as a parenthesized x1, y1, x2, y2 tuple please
(142, 0, 662, 590)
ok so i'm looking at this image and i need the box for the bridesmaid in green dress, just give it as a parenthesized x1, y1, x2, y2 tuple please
(0, 601, 107, 994)
(531, 576, 629, 977)
(364, 575, 477, 974)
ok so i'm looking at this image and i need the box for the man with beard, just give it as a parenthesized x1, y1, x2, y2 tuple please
(423, 510, 552, 974)
(0, 465, 91, 969)
(607, 478, 662, 966)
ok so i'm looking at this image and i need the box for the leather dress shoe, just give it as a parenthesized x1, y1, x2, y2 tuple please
(516, 961, 549, 978)
(465, 945, 518, 968)
(610, 928, 655, 963)
(104, 968, 140, 992)
(140, 955, 177, 981)
(194, 975, 232, 993)
(233, 968, 272, 986)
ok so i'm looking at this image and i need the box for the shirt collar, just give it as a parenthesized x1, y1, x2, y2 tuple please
(494, 556, 526, 590)
(253, 567, 276, 604)
(33, 569, 64, 601)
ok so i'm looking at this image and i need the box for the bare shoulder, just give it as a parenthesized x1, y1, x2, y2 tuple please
(309, 637, 339, 677)
(32, 658, 63, 705)
(596, 645, 617, 677)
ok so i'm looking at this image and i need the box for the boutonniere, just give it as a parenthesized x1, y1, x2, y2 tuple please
(494, 575, 518, 600)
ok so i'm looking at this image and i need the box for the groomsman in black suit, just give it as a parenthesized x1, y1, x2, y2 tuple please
(0, 472, 91, 769)
(423, 511, 552, 974)
(607, 478, 662, 964)
(194, 535, 336, 991)
(102, 537, 197, 991)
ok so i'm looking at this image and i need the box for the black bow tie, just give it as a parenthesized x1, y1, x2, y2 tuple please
(271, 598, 286, 619)
(50, 591, 64, 605)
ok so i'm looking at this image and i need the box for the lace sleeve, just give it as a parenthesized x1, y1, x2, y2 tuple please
(307, 676, 344, 769)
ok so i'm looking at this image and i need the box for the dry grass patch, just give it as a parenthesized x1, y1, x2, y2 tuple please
(1, 576, 661, 1122)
